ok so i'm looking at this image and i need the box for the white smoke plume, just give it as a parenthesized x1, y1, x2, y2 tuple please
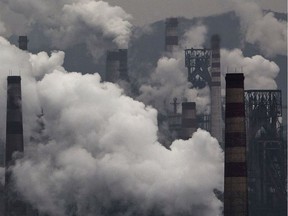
(0, 37, 224, 215)
(0, 0, 132, 59)
(233, 1, 287, 57)
(138, 25, 211, 115)
(221, 48, 279, 90)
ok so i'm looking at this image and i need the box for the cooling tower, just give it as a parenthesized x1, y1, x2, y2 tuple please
(165, 18, 178, 53)
(224, 73, 248, 216)
(210, 34, 223, 145)
(181, 102, 197, 140)
(18, 36, 28, 51)
(5, 76, 26, 216)
(105, 50, 119, 83)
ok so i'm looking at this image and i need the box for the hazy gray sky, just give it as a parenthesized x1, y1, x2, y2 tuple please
(107, 0, 287, 26)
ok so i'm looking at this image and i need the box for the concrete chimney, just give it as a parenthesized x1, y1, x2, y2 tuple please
(224, 73, 248, 216)
(165, 18, 178, 53)
(181, 102, 197, 140)
(18, 36, 28, 51)
(5, 76, 26, 216)
(105, 50, 119, 83)
(118, 49, 129, 81)
(210, 34, 223, 146)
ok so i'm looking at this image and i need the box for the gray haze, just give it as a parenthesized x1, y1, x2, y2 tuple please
(106, 0, 287, 26)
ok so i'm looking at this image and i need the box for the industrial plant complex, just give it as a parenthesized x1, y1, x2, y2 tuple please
(0, 15, 287, 216)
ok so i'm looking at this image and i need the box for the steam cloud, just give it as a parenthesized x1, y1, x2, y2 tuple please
(0, 0, 132, 59)
(0, 37, 224, 215)
(138, 25, 211, 115)
(221, 48, 279, 90)
(233, 1, 287, 57)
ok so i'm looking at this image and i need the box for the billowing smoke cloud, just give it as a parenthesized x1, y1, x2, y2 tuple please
(0, 0, 132, 59)
(0, 37, 224, 215)
(221, 48, 279, 90)
(138, 25, 211, 115)
(233, 1, 287, 57)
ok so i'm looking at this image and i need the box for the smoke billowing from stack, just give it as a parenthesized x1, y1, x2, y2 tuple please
(5, 76, 26, 216)
(165, 18, 178, 53)
(224, 73, 248, 216)
(105, 49, 129, 82)
(210, 34, 222, 145)
(18, 36, 28, 51)
(181, 102, 197, 140)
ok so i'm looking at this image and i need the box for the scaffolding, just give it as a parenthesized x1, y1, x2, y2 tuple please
(245, 90, 287, 216)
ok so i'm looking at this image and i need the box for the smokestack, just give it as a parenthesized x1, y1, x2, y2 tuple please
(181, 102, 197, 140)
(5, 76, 26, 216)
(210, 34, 223, 145)
(18, 36, 28, 51)
(224, 73, 248, 216)
(165, 18, 178, 53)
(105, 50, 119, 83)
(118, 49, 129, 81)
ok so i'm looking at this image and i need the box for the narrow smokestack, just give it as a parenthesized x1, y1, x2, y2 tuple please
(118, 49, 129, 81)
(5, 76, 26, 216)
(181, 102, 197, 140)
(224, 73, 248, 216)
(210, 34, 223, 146)
(18, 36, 28, 51)
(165, 18, 178, 53)
(105, 50, 119, 83)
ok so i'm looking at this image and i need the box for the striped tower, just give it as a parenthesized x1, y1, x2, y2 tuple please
(181, 102, 197, 140)
(18, 36, 28, 51)
(105, 50, 119, 83)
(224, 73, 248, 216)
(5, 76, 26, 216)
(210, 34, 223, 146)
(165, 18, 178, 53)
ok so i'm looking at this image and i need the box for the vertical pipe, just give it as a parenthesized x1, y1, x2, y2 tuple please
(165, 18, 178, 53)
(181, 102, 197, 140)
(105, 50, 119, 83)
(18, 36, 28, 51)
(5, 76, 26, 216)
(210, 34, 223, 146)
(224, 73, 248, 216)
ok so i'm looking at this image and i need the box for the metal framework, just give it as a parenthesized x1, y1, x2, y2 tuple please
(245, 90, 287, 216)
(185, 48, 211, 88)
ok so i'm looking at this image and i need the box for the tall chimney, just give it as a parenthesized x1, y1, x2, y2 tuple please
(165, 18, 178, 53)
(5, 76, 26, 216)
(224, 73, 248, 216)
(210, 34, 223, 146)
(18, 36, 28, 51)
(105, 50, 119, 83)
(181, 102, 197, 140)
(118, 49, 129, 81)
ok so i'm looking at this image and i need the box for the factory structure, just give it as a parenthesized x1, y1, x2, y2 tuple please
(0, 17, 287, 216)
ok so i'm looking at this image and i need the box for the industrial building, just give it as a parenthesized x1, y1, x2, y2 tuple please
(245, 90, 287, 216)
(165, 18, 179, 53)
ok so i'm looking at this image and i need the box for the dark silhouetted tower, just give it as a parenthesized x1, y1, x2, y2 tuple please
(106, 50, 119, 83)
(18, 36, 28, 51)
(165, 18, 178, 53)
(224, 73, 248, 216)
(181, 102, 197, 140)
(106, 49, 129, 83)
(5, 76, 26, 216)
(210, 34, 222, 145)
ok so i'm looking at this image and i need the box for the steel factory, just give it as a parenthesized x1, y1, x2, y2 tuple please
(0, 16, 287, 216)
